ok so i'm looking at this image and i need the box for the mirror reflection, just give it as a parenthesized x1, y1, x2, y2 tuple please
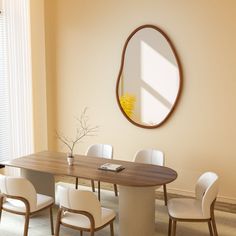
(116, 25, 182, 128)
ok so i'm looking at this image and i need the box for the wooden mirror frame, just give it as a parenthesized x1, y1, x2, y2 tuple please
(116, 24, 183, 129)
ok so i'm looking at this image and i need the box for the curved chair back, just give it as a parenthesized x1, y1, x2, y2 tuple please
(0, 175, 37, 211)
(86, 144, 113, 159)
(57, 185, 102, 226)
(133, 149, 164, 166)
(195, 172, 219, 218)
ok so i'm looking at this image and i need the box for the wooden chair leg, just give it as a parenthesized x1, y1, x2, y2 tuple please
(211, 213, 218, 236)
(168, 217, 172, 236)
(98, 181, 101, 201)
(55, 209, 62, 236)
(110, 222, 114, 236)
(75, 177, 79, 189)
(208, 221, 213, 236)
(172, 220, 177, 236)
(114, 184, 118, 197)
(91, 180, 95, 192)
(24, 213, 30, 236)
(90, 229, 95, 236)
(163, 184, 168, 206)
(0, 196, 3, 222)
(50, 206, 54, 235)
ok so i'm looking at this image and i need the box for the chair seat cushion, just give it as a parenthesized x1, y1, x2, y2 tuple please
(3, 193, 53, 213)
(168, 198, 208, 220)
(61, 207, 115, 229)
(36, 194, 54, 211)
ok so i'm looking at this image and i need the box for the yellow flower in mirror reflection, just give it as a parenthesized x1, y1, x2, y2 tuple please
(119, 94, 136, 118)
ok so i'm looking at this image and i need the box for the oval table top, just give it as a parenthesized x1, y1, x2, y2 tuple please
(2, 151, 177, 187)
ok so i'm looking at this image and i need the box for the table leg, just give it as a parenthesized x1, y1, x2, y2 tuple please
(21, 169, 55, 199)
(119, 186, 156, 236)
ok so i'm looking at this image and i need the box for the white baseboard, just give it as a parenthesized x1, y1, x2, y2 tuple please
(157, 187, 236, 205)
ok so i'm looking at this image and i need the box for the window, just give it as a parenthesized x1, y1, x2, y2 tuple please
(0, 0, 33, 163)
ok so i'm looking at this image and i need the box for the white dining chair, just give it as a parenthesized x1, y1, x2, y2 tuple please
(75, 144, 118, 201)
(133, 148, 168, 205)
(0, 174, 54, 236)
(56, 185, 116, 236)
(167, 172, 219, 236)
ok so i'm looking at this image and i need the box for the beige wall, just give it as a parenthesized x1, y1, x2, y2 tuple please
(30, 0, 48, 151)
(44, 0, 236, 202)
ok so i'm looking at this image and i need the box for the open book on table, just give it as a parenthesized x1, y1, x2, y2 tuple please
(99, 163, 125, 172)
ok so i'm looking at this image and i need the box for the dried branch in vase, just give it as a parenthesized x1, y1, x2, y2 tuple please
(56, 108, 98, 157)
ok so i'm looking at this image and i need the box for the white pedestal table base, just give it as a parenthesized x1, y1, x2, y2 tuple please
(119, 185, 156, 236)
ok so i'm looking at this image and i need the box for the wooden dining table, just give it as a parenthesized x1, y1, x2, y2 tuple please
(1, 151, 177, 236)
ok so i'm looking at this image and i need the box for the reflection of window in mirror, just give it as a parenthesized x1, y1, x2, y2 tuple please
(116, 25, 182, 129)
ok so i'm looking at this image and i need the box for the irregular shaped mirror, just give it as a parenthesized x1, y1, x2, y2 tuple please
(116, 25, 182, 128)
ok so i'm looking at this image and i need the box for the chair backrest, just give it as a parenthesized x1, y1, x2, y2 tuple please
(133, 149, 165, 166)
(0, 174, 37, 211)
(57, 185, 102, 226)
(195, 172, 219, 218)
(86, 144, 113, 159)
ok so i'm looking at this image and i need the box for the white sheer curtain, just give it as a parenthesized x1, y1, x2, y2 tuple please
(0, 0, 11, 163)
(0, 0, 34, 175)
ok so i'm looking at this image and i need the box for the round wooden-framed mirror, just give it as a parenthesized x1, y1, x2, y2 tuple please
(116, 25, 182, 129)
